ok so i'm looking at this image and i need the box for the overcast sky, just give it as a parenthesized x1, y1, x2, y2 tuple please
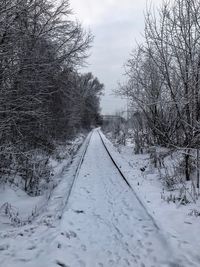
(70, 0, 162, 115)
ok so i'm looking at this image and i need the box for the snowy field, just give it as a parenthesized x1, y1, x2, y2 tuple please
(0, 130, 199, 266)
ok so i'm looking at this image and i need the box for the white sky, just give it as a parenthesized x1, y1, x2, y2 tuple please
(70, 0, 162, 115)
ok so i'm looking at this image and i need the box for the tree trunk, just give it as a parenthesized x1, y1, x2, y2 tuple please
(185, 151, 190, 181)
(197, 149, 199, 190)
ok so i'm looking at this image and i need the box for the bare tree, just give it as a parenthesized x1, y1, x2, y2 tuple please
(119, 0, 200, 181)
(0, 0, 102, 194)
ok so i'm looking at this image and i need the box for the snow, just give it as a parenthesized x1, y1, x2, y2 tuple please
(0, 186, 44, 229)
(0, 132, 91, 267)
(0, 129, 199, 266)
(47, 130, 180, 267)
(101, 131, 200, 266)
(0, 133, 86, 229)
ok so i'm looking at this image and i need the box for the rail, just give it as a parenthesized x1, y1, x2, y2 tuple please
(97, 130, 160, 230)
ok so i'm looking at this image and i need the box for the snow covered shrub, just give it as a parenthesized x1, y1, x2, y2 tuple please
(16, 151, 51, 196)
(161, 187, 190, 205)
(133, 130, 147, 154)
(161, 192, 176, 203)
(0, 202, 22, 226)
(177, 186, 190, 205)
(160, 169, 180, 191)
(157, 158, 182, 191)
(189, 209, 200, 217)
(148, 146, 157, 167)
(53, 134, 85, 162)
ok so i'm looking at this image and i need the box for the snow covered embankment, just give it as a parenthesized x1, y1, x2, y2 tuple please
(0, 133, 87, 230)
(100, 131, 200, 267)
(0, 132, 92, 267)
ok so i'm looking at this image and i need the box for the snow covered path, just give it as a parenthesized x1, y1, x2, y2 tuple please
(0, 130, 183, 267)
(52, 130, 179, 267)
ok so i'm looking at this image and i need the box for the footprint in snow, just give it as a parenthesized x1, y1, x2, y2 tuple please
(108, 259, 115, 266)
(136, 255, 141, 260)
(124, 258, 131, 266)
(137, 240, 143, 248)
(142, 225, 148, 229)
(78, 259, 86, 267)
(114, 253, 121, 262)
(147, 248, 154, 253)
(27, 245, 36, 250)
(69, 231, 77, 238)
(74, 210, 85, 214)
(0, 244, 9, 251)
(18, 258, 31, 263)
(81, 244, 87, 251)
(56, 260, 69, 267)
(62, 231, 77, 239)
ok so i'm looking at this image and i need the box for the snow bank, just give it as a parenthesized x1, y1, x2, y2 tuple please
(0, 133, 86, 230)
(101, 131, 200, 266)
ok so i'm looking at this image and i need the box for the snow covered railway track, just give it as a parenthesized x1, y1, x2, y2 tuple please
(44, 130, 94, 222)
(0, 130, 189, 267)
(57, 129, 186, 267)
(60, 131, 93, 216)
(39, 129, 188, 267)
(95, 131, 196, 267)
(97, 130, 160, 231)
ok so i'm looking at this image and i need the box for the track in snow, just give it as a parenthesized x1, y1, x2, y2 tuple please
(97, 130, 160, 230)
(60, 130, 93, 217)
(0, 129, 186, 267)
(53, 130, 183, 267)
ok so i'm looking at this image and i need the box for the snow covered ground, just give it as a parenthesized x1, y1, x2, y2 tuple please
(0, 129, 199, 266)
(0, 134, 86, 230)
(0, 133, 88, 266)
(0, 186, 45, 230)
(102, 132, 200, 266)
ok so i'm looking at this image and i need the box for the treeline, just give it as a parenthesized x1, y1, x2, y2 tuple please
(119, 0, 200, 180)
(0, 0, 103, 193)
